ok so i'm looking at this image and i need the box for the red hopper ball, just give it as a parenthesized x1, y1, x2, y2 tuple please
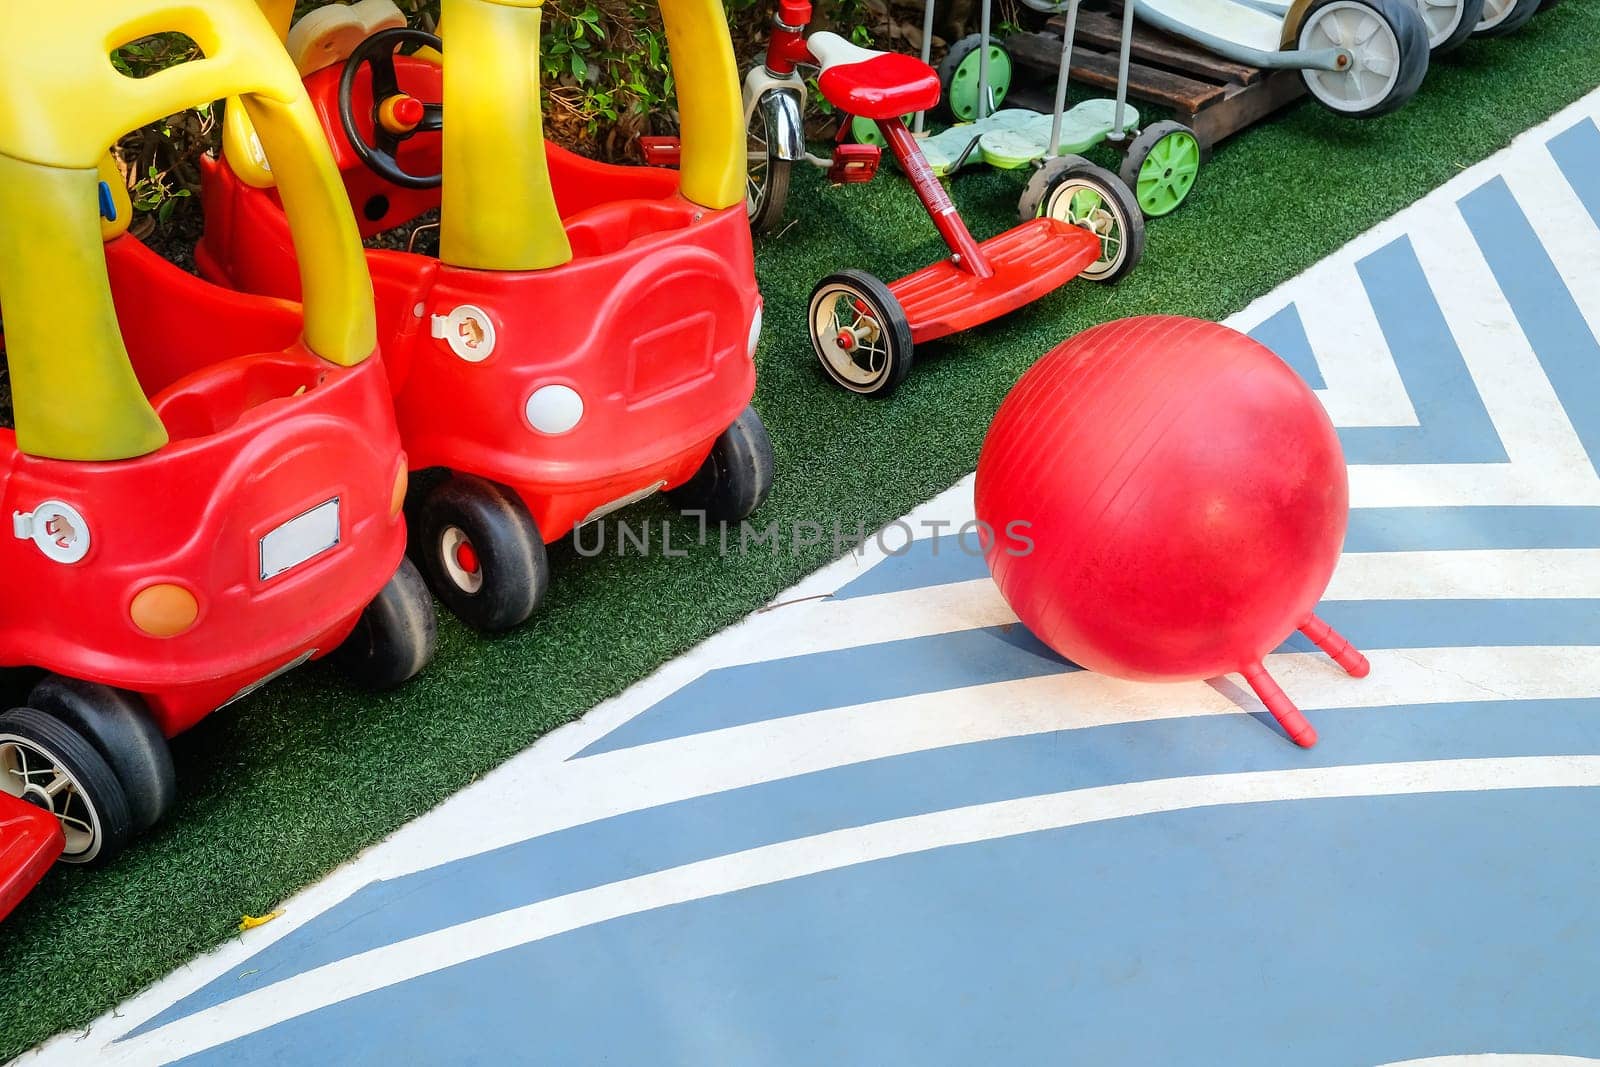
(975, 316, 1369, 747)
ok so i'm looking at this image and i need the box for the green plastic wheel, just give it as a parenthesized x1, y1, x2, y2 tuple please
(851, 115, 885, 147)
(938, 35, 1012, 122)
(1119, 121, 1201, 219)
(850, 114, 915, 149)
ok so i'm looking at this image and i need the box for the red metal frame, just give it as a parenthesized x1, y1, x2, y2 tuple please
(758, 9, 1110, 347)
(198, 58, 761, 543)
(869, 116, 1103, 345)
(0, 793, 62, 923)
(764, 0, 815, 75)
(0, 236, 409, 737)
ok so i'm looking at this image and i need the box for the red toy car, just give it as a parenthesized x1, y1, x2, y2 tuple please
(198, 0, 774, 632)
(0, 0, 435, 874)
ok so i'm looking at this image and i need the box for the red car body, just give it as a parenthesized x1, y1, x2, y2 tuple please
(197, 59, 761, 543)
(1, 237, 408, 737)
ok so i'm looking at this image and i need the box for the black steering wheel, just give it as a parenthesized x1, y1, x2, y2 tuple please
(338, 27, 444, 190)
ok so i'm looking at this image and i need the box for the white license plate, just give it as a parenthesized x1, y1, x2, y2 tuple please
(260, 498, 341, 580)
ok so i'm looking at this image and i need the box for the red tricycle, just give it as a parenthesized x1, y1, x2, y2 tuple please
(0, 792, 62, 923)
(0, 0, 435, 874)
(198, 0, 775, 633)
(735, 0, 1146, 397)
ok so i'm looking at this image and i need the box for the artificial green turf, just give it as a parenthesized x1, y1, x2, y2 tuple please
(2, 6, 1598, 1058)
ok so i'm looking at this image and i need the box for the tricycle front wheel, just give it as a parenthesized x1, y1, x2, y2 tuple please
(748, 95, 793, 234)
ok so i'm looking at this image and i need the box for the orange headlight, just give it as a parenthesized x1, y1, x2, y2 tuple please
(130, 584, 199, 638)
(391, 460, 410, 519)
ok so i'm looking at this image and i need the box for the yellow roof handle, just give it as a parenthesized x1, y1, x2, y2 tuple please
(659, 0, 745, 210)
(0, 0, 377, 462)
(439, 0, 573, 271)
(0, 154, 167, 461)
(256, 0, 297, 41)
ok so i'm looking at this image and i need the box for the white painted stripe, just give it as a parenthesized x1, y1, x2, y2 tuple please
(760, 578, 1015, 658)
(107, 759, 1600, 1064)
(1328, 549, 1600, 600)
(1511, 135, 1600, 350)
(1378, 1058, 1600, 1066)
(1411, 208, 1599, 482)
(1293, 258, 1419, 428)
(716, 548, 1600, 668)
(1349, 463, 1600, 509)
(569, 647, 1600, 806)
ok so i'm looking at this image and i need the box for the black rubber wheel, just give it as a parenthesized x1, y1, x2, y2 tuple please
(807, 270, 915, 398)
(416, 475, 549, 633)
(1296, 0, 1430, 118)
(937, 34, 1012, 122)
(1537, 0, 1559, 10)
(1019, 156, 1146, 284)
(27, 676, 173, 833)
(1472, 0, 1541, 35)
(0, 707, 133, 867)
(1419, 0, 1486, 51)
(667, 407, 776, 523)
(747, 93, 792, 234)
(332, 558, 438, 689)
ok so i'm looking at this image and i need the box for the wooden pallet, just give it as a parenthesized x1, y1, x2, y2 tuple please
(1003, 7, 1306, 151)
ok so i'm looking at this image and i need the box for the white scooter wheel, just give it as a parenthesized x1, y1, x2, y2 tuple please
(1297, 0, 1430, 118)
(1472, 0, 1541, 36)
(1413, 0, 1485, 51)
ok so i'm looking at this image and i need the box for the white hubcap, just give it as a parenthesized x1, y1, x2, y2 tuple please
(1477, 0, 1513, 26)
(811, 286, 890, 390)
(440, 525, 484, 595)
(1415, 0, 1464, 46)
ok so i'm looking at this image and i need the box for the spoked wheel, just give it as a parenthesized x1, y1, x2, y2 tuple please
(938, 34, 1012, 122)
(1119, 121, 1202, 218)
(0, 708, 132, 867)
(808, 270, 915, 398)
(416, 475, 549, 633)
(332, 558, 438, 689)
(1472, 0, 1541, 35)
(747, 93, 792, 234)
(666, 407, 776, 523)
(1412, 0, 1485, 50)
(1297, 0, 1430, 118)
(1019, 156, 1146, 284)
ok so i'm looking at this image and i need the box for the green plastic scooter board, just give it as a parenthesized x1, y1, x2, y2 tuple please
(918, 98, 1140, 176)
